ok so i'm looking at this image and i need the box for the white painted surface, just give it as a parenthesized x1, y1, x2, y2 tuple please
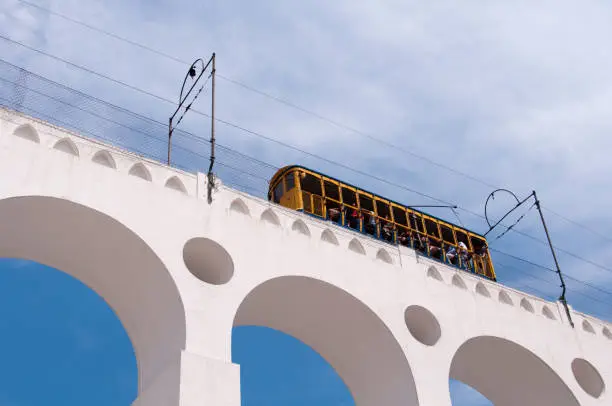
(0, 107, 610, 405)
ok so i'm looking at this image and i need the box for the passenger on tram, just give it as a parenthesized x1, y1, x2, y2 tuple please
(327, 205, 342, 223)
(446, 245, 458, 264)
(428, 238, 442, 259)
(363, 210, 377, 235)
(412, 232, 427, 252)
(347, 208, 361, 229)
(381, 216, 394, 242)
(398, 230, 410, 246)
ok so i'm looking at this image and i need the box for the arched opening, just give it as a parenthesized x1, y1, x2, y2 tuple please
(449, 379, 492, 405)
(449, 336, 580, 406)
(233, 326, 354, 405)
(233, 276, 419, 406)
(0, 258, 137, 404)
(0, 196, 186, 397)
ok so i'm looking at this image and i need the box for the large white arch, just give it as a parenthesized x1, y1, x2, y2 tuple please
(233, 276, 419, 406)
(0, 196, 186, 394)
(449, 336, 580, 406)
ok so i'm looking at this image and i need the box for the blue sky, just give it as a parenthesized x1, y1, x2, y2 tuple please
(1, 0, 612, 404)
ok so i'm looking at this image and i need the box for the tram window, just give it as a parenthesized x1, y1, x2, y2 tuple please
(376, 200, 391, 220)
(359, 194, 374, 212)
(408, 212, 425, 233)
(424, 218, 440, 238)
(455, 230, 469, 247)
(440, 224, 456, 244)
(392, 206, 408, 226)
(300, 172, 322, 195)
(342, 187, 357, 207)
(273, 181, 283, 203)
(324, 180, 340, 201)
(470, 236, 487, 253)
(285, 171, 295, 192)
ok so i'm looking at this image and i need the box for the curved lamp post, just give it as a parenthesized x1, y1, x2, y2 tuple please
(484, 189, 573, 328)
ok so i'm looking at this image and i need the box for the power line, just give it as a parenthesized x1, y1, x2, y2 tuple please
(2, 32, 607, 258)
(3, 87, 611, 314)
(2, 37, 612, 280)
(10, 0, 610, 245)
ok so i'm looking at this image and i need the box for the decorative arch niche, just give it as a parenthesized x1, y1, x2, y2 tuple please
(13, 123, 40, 143)
(53, 137, 79, 156)
(92, 150, 117, 169)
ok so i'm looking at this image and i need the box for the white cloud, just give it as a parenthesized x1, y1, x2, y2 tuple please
(1, 1, 611, 403)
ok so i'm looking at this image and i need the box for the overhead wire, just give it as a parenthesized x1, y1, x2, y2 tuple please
(6, 31, 609, 275)
(4, 34, 612, 281)
(2, 35, 612, 311)
(8, 0, 610, 246)
(2, 61, 612, 313)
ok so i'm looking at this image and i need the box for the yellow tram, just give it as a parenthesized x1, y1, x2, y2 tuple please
(268, 165, 496, 281)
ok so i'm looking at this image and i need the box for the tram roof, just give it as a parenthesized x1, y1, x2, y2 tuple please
(269, 164, 487, 239)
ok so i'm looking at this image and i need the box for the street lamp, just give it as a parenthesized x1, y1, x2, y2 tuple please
(484, 189, 574, 328)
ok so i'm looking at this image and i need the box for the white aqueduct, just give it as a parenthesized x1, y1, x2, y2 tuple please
(0, 107, 610, 405)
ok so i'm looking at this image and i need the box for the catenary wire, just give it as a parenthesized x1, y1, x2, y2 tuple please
(6, 2, 610, 244)
(2, 36, 612, 279)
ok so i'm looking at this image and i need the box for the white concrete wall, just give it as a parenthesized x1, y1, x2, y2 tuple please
(0, 107, 610, 405)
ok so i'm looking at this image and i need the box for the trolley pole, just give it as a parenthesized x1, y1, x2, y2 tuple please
(207, 53, 216, 204)
(167, 54, 215, 166)
(533, 191, 574, 327)
(484, 188, 574, 328)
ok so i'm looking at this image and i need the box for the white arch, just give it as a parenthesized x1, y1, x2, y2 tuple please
(582, 319, 595, 334)
(233, 276, 420, 406)
(376, 248, 393, 264)
(542, 305, 557, 320)
(165, 176, 187, 194)
(475, 282, 491, 298)
(348, 238, 366, 255)
(320, 229, 339, 246)
(53, 137, 79, 157)
(452, 274, 467, 290)
(13, 123, 40, 143)
(603, 326, 612, 340)
(229, 198, 250, 216)
(91, 150, 117, 169)
(498, 290, 514, 306)
(260, 208, 281, 226)
(450, 336, 580, 406)
(426, 265, 443, 282)
(291, 219, 311, 237)
(520, 298, 535, 313)
(128, 163, 152, 182)
(0, 196, 186, 394)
